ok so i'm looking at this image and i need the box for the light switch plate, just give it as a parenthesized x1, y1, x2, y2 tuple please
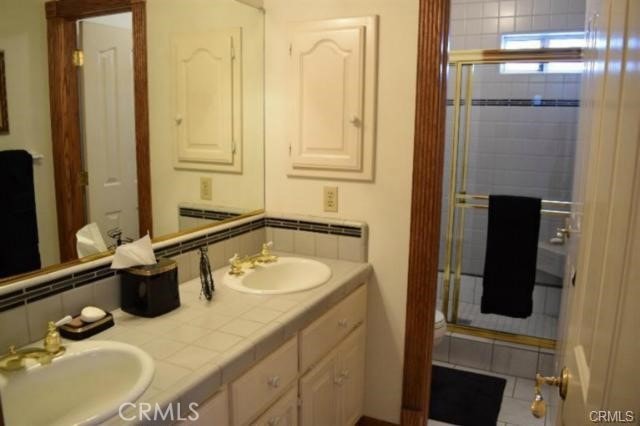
(323, 186, 338, 212)
(200, 177, 212, 200)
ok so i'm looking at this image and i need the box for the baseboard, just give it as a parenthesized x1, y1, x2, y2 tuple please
(356, 415, 399, 426)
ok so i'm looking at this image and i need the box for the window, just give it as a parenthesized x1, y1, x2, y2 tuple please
(500, 32, 585, 74)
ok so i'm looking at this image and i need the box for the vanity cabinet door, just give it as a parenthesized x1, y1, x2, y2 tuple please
(252, 386, 298, 426)
(338, 325, 366, 426)
(299, 325, 366, 426)
(299, 347, 340, 426)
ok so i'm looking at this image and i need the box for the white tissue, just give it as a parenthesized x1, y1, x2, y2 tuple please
(110, 234, 157, 269)
(76, 223, 108, 258)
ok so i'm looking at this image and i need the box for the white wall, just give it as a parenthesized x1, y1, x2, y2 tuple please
(263, 0, 418, 421)
(147, 0, 265, 237)
(0, 0, 60, 268)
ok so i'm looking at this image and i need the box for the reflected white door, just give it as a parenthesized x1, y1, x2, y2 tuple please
(80, 21, 139, 243)
(553, 0, 640, 424)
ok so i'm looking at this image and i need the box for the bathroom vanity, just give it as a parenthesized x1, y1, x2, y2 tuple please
(104, 254, 371, 425)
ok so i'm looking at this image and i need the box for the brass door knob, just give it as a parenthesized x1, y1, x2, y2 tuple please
(531, 367, 569, 418)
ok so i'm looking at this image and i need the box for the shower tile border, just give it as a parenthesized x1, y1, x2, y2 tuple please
(446, 98, 580, 107)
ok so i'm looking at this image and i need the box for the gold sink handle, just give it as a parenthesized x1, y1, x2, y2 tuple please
(256, 241, 278, 263)
(531, 367, 569, 418)
(228, 254, 245, 276)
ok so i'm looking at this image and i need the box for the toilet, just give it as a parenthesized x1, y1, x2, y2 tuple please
(434, 310, 447, 345)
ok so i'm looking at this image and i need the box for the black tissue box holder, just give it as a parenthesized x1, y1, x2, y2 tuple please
(120, 258, 180, 317)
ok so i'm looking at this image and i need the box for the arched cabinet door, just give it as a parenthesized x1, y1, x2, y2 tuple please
(171, 29, 242, 173)
(287, 16, 378, 181)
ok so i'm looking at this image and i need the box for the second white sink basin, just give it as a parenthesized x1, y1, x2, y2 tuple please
(0, 340, 154, 426)
(222, 256, 332, 294)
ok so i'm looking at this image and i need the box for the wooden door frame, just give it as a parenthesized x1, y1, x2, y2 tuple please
(45, 0, 152, 262)
(400, 0, 450, 424)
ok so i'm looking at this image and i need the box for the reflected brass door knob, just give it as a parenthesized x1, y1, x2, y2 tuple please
(531, 367, 569, 418)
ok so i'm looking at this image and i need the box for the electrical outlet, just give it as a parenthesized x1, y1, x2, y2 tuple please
(323, 186, 338, 212)
(200, 177, 212, 200)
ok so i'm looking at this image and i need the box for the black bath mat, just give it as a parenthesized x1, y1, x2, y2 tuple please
(429, 365, 506, 426)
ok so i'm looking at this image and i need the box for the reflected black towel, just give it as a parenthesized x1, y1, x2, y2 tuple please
(0, 150, 41, 278)
(481, 195, 541, 318)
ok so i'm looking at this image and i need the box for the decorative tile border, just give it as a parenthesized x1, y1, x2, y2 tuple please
(0, 267, 117, 313)
(0, 215, 366, 312)
(179, 207, 241, 222)
(265, 217, 362, 237)
(446, 98, 580, 107)
(155, 218, 265, 258)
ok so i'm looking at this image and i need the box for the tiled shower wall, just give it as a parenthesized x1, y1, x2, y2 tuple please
(449, 0, 586, 50)
(438, 0, 586, 289)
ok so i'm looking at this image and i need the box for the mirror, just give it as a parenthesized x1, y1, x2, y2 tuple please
(0, 0, 264, 283)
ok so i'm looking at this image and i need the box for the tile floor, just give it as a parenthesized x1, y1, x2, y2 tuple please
(430, 361, 557, 426)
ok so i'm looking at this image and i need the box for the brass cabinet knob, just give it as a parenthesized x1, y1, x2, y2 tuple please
(531, 367, 570, 418)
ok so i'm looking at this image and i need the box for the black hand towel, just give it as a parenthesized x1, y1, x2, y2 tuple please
(481, 195, 541, 318)
(0, 150, 41, 278)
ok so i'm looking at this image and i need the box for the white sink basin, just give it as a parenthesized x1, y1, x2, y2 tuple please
(222, 256, 332, 294)
(0, 340, 154, 426)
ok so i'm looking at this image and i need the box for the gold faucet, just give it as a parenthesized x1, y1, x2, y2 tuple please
(227, 242, 279, 276)
(255, 242, 278, 264)
(0, 321, 66, 372)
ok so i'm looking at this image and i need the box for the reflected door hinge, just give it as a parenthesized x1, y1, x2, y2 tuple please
(288, 144, 292, 156)
(289, 43, 292, 56)
(232, 140, 237, 154)
(79, 170, 89, 187)
(231, 44, 236, 61)
(72, 49, 84, 67)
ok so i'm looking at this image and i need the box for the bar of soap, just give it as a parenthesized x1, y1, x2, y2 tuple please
(80, 306, 106, 323)
(68, 317, 85, 328)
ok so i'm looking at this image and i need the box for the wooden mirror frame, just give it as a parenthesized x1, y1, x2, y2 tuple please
(0, 51, 8, 134)
(45, 0, 152, 262)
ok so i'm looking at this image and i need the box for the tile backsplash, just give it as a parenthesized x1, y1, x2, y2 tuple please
(0, 213, 369, 349)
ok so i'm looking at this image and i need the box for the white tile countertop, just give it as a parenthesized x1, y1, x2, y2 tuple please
(94, 253, 372, 424)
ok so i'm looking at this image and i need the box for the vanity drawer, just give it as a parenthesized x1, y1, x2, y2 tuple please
(300, 285, 367, 372)
(231, 337, 298, 426)
(251, 386, 298, 426)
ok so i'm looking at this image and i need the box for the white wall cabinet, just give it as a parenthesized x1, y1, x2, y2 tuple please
(300, 325, 366, 426)
(287, 17, 378, 181)
(171, 29, 242, 173)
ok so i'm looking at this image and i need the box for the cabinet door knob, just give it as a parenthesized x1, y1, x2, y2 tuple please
(338, 319, 348, 328)
(334, 375, 344, 386)
(341, 369, 350, 379)
(349, 116, 362, 128)
(267, 375, 281, 388)
(175, 115, 183, 125)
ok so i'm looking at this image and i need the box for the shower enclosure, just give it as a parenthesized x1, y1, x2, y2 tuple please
(439, 48, 583, 348)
